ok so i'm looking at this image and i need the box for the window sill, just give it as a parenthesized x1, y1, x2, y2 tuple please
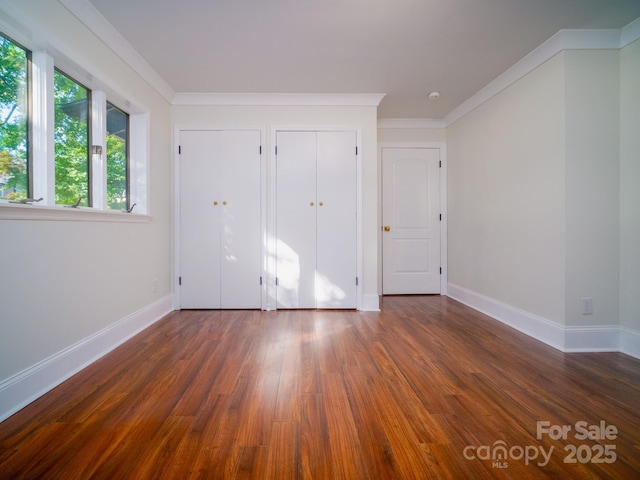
(0, 202, 150, 223)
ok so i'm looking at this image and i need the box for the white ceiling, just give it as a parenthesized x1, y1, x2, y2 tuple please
(87, 0, 640, 119)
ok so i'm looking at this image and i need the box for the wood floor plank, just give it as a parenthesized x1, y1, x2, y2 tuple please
(265, 422, 301, 479)
(235, 445, 269, 480)
(300, 394, 334, 480)
(320, 372, 371, 479)
(1, 296, 639, 479)
(341, 367, 401, 479)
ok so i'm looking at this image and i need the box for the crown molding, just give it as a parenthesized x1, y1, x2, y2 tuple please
(621, 16, 640, 48)
(443, 27, 628, 127)
(58, 0, 175, 104)
(381, 19, 639, 129)
(172, 92, 386, 107)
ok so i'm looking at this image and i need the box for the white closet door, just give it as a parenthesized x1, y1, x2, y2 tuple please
(180, 130, 262, 309)
(316, 131, 357, 308)
(180, 130, 222, 308)
(276, 131, 317, 308)
(217, 131, 262, 309)
(276, 130, 357, 309)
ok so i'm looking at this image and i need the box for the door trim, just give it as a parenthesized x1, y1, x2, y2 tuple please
(378, 142, 447, 296)
(173, 125, 267, 310)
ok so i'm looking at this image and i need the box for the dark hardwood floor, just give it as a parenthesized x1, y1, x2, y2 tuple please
(1, 296, 639, 479)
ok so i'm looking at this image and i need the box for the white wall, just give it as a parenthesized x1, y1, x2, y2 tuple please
(447, 53, 567, 326)
(620, 38, 640, 334)
(564, 50, 620, 327)
(172, 105, 379, 309)
(378, 127, 446, 144)
(0, 1, 173, 418)
(446, 44, 638, 354)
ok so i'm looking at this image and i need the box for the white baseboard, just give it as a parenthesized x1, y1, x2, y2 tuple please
(0, 295, 173, 423)
(620, 326, 640, 359)
(447, 283, 640, 360)
(564, 326, 620, 352)
(447, 283, 565, 350)
(361, 294, 380, 311)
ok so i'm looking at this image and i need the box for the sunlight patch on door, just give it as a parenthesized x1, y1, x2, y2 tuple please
(275, 238, 300, 308)
(315, 272, 346, 307)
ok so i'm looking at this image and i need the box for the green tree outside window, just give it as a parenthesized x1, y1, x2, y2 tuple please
(54, 69, 90, 206)
(0, 34, 28, 200)
(106, 102, 128, 210)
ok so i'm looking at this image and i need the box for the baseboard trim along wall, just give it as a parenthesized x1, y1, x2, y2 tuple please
(447, 283, 640, 360)
(564, 326, 620, 352)
(0, 295, 173, 423)
(447, 283, 565, 350)
(362, 294, 381, 312)
(620, 326, 640, 359)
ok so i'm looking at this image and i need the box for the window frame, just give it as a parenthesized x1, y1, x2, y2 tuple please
(0, 23, 149, 222)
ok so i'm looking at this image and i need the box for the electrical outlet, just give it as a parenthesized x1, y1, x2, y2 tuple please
(581, 297, 593, 315)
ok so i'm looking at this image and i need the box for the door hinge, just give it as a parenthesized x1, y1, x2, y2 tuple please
(260, 276, 263, 285)
(439, 268, 442, 275)
(440, 214, 442, 221)
(355, 146, 358, 156)
(356, 277, 359, 286)
(275, 145, 278, 155)
(259, 145, 262, 155)
(275, 277, 279, 286)
(178, 145, 181, 155)
(179, 276, 182, 286)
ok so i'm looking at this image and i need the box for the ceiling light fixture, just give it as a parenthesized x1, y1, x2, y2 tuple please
(428, 91, 440, 100)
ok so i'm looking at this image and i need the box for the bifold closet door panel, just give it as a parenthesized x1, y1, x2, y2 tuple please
(217, 130, 262, 309)
(275, 131, 317, 309)
(180, 130, 223, 308)
(316, 131, 357, 308)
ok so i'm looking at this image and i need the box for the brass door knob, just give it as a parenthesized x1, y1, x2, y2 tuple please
(223, 201, 227, 205)
(319, 202, 324, 206)
(383, 226, 391, 232)
(213, 201, 218, 205)
(310, 202, 314, 206)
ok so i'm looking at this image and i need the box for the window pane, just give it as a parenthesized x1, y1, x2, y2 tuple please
(54, 70, 89, 206)
(106, 102, 128, 210)
(0, 34, 29, 201)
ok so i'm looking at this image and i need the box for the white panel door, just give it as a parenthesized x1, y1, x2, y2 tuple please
(316, 131, 357, 308)
(276, 131, 317, 308)
(382, 147, 440, 294)
(180, 130, 262, 309)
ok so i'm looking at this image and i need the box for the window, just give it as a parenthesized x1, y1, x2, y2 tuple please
(0, 34, 29, 201)
(54, 69, 90, 207)
(106, 102, 129, 210)
(0, 29, 146, 218)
